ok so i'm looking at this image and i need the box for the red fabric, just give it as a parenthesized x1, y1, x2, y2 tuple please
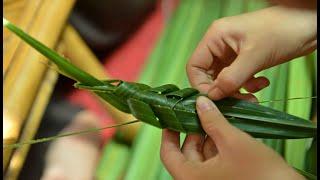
(66, 2, 165, 144)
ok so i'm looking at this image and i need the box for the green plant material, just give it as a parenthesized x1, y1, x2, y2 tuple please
(267, 64, 289, 154)
(3, 120, 140, 149)
(156, 133, 187, 180)
(122, 1, 192, 177)
(3, 18, 100, 85)
(255, 63, 289, 154)
(223, 0, 246, 16)
(3, 19, 130, 113)
(243, 0, 287, 154)
(150, 1, 192, 86)
(71, 71, 318, 138)
(305, 52, 317, 94)
(294, 167, 317, 180)
(126, 1, 223, 179)
(156, 0, 213, 86)
(95, 140, 130, 180)
(305, 138, 317, 175)
(3, 13, 317, 177)
(139, 0, 189, 85)
(156, 161, 172, 180)
(3, 15, 317, 138)
(314, 51, 317, 88)
(245, 0, 268, 12)
(124, 21, 170, 175)
(285, 57, 313, 170)
(124, 125, 162, 180)
(305, 52, 317, 175)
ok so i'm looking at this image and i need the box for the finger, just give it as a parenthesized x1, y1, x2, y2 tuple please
(196, 96, 238, 153)
(208, 50, 266, 100)
(181, 134, 205, 162)
(243, 76, 270, 93)
(232, 92, 258, 103)
(187, 44, 215, 93)
(203, 136, 218, 160)
(160, 129, 187, 174)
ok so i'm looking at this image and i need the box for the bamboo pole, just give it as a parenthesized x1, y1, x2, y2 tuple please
(3, 109, 20, 171)
(3, 1, 28, 171)
(3, 0, 25, 13)
(60, 25, 140, 142)
(3, 0, 26, 28)
(3, 0, 42, 74)
(60, 25, 107, 79)
(5, 67, 59, 180)
(4, 42, 61, 179)
(3, 0, 75, 169)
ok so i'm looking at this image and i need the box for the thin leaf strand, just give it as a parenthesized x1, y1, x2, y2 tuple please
(258, 96, 317, 104)
(3, 120, 140, 149)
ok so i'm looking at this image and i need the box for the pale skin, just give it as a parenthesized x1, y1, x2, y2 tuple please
(160, 3, 316, 180)
(41, 111, 102, 180)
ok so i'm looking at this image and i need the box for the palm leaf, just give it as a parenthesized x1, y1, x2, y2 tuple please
(3, 17, 317, 139)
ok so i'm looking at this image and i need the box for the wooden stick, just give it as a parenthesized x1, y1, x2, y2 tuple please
(3, 0, 26, 27)
(3, 109, 21, 171)
(60, 25, 108, 79)
(60, 25, 140, 142)
(3, 0, 75, 170)
(4, 66, 59, 180)
(3, 0, 42, 74)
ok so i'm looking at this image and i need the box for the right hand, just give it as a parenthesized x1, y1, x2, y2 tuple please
(160, 96, 305, 180)
(186, 6, 316, 101)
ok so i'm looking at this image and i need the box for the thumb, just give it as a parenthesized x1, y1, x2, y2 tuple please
(208, 51, 265, 100)
(196, 96, 238, 151)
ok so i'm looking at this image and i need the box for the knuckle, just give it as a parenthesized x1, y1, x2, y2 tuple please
(241, 42, 257, 53)
(203, 118, 237, 142)
(202, 121, 218, 134)
(210, 18, 230, 34)
(183, 139, 203, 153)
(224, 133, 239, 146)
(215, 69, 239, 92)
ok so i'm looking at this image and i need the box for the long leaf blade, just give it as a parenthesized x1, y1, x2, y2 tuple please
(3, 18, 102, 85)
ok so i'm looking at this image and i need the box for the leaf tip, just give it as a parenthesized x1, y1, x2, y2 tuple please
(3, 18, 9, 26)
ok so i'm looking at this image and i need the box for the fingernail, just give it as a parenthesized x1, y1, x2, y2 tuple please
(209, 87, 224, 100)
(258, 79, 269, 90)
(197, 96, 215, 112)
(257, 83, 266, 90)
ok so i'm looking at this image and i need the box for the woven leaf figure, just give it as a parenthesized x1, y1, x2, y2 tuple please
(3, 18, 317, 139)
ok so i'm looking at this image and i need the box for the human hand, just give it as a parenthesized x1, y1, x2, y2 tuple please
(186, 6, 316, 101)
(41, 111, 101, 180)
(160, 96, 305, 180)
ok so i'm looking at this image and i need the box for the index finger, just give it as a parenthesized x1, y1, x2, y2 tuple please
(186, 43, 214, 93)
(160, 129, 187, 175)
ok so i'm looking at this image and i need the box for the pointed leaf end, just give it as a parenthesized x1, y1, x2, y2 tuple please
(3, 18, 9, 26)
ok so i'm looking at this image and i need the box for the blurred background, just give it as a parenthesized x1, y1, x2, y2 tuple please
(3, 0, 317, 179)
